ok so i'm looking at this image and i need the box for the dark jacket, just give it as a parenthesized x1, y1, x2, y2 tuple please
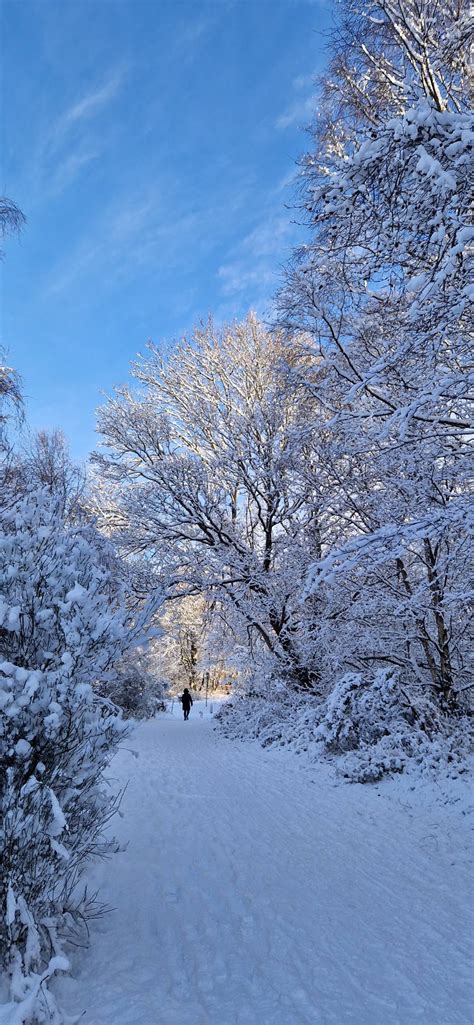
(181, 690, 193, 711)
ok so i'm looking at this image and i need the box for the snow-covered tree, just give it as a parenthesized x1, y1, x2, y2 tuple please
(153, 595, 206, 694)
(277, 0, 473, 710)
(94, 316, 322, 691)
(0, 359, 22, 454)
(20, 430, 87, 519)
(0, 485, 151, 1022)
(0, 197, 25, 259)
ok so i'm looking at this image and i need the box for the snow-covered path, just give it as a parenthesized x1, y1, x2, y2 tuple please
(58, 705, 473, 1025)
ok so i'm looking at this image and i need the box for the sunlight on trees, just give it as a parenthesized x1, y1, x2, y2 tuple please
(1, 0, 472, 1018)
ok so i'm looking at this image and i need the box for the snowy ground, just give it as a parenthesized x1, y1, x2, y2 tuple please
(54, 700, 473, 1025)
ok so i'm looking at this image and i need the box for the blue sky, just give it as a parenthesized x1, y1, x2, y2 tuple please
(1, 0, 331, 459)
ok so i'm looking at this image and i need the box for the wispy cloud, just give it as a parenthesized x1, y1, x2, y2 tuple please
(292, 72, 315, 90)
(275, 69, 317, 130)
(57, 71, 125, 133)
(43, 189, 158, 297)
(276, 94, 315, 130)
(26, 67, 127, 202)
(177, 16, 210, 49)
(218, 263, 276, 299)
(42, 183, 220, 299)
(42, 168, 255, 302)
(216, 210, 300, 321)
(49, 149, 99, 194)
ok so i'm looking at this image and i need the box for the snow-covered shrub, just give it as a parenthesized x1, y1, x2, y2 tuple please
(0, 487, 148, 1022)
(316, 670, 424, 753)
(217, 671, 473, 782)
(336, 721, 474, 784)
(216, 685, 324, 753)
(106, 646, 167, 719)
(315, 670, 472, 782)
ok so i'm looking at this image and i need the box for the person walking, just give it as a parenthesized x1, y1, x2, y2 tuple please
(180, 687, 193, 721)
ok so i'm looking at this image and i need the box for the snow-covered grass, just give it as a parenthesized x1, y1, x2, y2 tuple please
(26, 700, 474, 1025)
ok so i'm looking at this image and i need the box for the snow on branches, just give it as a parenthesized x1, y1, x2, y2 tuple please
(0, 486, 151, 1022)
(90, 0, 471, 777)
(275, 0, 473, 714)
(94, 316, 323, 692)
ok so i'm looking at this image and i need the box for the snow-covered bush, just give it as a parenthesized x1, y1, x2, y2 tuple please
(217, 670, 473, 782)
(106, 645, 167, 719)
(336, 724, 474, 784)
(315, 670, 434, 753)
(314, 670, 444, 781)
(216, 685, 324, 753)
(0, 486, 148, 1022)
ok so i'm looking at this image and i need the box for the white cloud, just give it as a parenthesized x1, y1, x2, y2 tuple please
(292, 72, 315, 90)
(42, 169, 257, 300)
(275, 94, 315, 130)
(218, 263, 276, 298)
(25, 67, 128, 203)
(54, 69, 126, 137)
(50, 149, 99, 194)
(42, 183, 212, 298)
(216, 211, 298, 317)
